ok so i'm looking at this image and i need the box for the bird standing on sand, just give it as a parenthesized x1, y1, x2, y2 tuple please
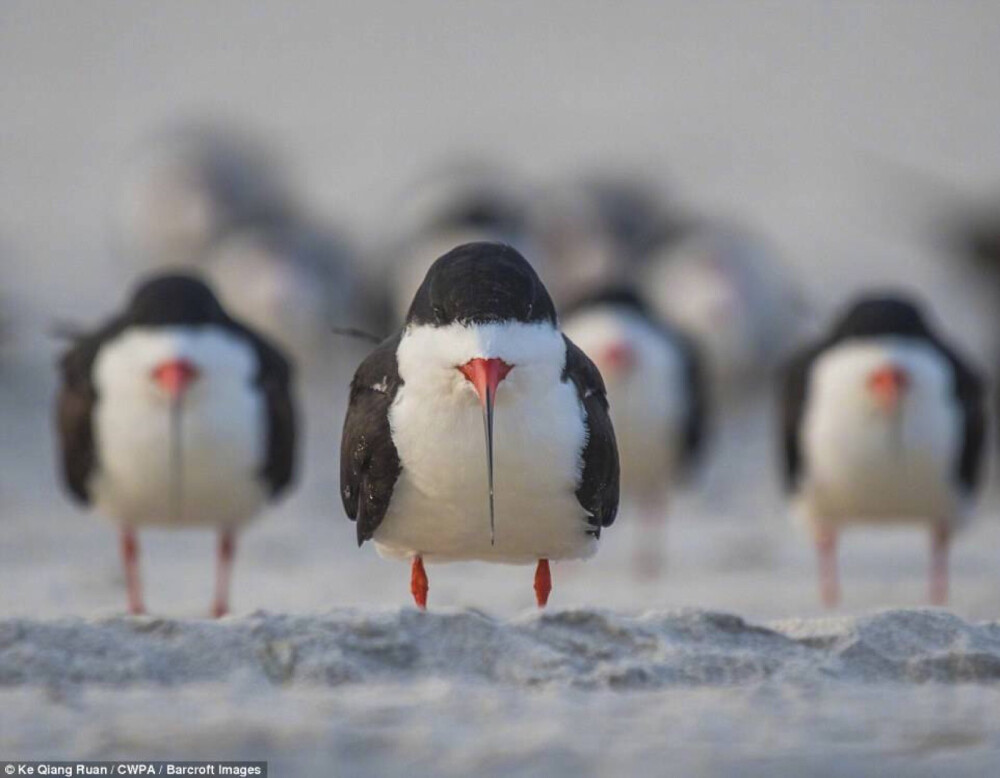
(56, 275, 297, 616)
(780, 295, 985, 607)
(341, 242, 619, 608)
(562, 287, 706, 578)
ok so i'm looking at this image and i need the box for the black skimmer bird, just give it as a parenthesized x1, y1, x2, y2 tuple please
(640, 221, 803, 399)
(780, 294, 986, 607)
(341, 242, 620, 608)
(561, 287, 707, 578)
(56, 274, 297, 616)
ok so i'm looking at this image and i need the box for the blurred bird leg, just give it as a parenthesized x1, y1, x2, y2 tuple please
(816, 527, 839, 608)
(120, 528, 145, 615)
(212, 530, 236, 618)
(930, 524, 950, 606)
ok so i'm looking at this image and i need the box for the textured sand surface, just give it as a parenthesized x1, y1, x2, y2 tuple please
(4, 609, 1000, 776)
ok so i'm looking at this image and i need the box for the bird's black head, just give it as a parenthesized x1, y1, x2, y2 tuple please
(406, 242, 557, 327)
(124, 273, 229, 327)
(831, 294, 933, 341)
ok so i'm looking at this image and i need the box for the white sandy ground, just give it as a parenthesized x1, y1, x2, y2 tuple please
(4, 2, 1000, 774)
(4, 609, 1000, 777)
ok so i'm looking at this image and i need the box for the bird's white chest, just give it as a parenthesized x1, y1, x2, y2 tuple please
(799, 340, 964, 525)
(90, 328, 268, 527)
(375, 323, 593, 563)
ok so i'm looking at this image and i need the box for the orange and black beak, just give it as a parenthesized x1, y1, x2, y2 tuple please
(459, 357, 513, 545)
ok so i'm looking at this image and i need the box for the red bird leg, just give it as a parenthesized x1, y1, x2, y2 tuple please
(212, 530, 236, 618)
(816, 527, 839, 609)
(411, 556, 429, 610)
(534, 558, 552, 608)
(120, 528, 145, 615)
(930, 524, 950, 606)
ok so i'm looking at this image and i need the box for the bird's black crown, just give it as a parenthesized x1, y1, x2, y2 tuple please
(406, 242, 557, 327)
(125, 274, 229, 327)
(832, 294, 933, 340)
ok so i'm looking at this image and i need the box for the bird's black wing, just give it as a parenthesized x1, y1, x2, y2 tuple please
(934, 340, 987, 493)
(778, 344, 820, 492)
(55, 335, 103, 505)
(562, 335, 620, 533)
(673, 328, 709, 473)
(240, 328, 298, 498)
(340, 332, 404, 546)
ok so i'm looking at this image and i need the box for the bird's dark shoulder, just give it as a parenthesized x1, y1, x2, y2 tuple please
(778, 342, 822, 492)
(561, 334, 620, 532)
(231, 323, 298, 498)
(55, 326, 114, 505)
(341, 332, 404, 546)
(931, 338, 986, 493)
(670, 326, 709, 472)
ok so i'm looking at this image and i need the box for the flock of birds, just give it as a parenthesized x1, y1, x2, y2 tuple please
(48, 122, 990, 616)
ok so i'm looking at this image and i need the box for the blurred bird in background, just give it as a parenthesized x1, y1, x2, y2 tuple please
(780, 294, 986, 608)
(115, 122, 296, 266)
(639, 220, 805, 405)
(561, 286, 707, 578)
(527, 172, 674, 308)
(55, 274, 298, 616)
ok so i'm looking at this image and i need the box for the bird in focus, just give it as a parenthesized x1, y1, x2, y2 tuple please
(341, 242, 619, 609)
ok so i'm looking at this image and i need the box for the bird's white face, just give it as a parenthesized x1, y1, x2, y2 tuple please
(562, 305, 692, 495)
(561, 307, 653, 385)
(808, 338, 953, 422)
(90, 326, 267, 527)
(94, 326, 258, 408)
(395, 320, 567, 409)
(799, 336, 965, 524)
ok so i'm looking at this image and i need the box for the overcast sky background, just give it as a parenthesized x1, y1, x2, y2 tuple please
(2, 2, 999, 336)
